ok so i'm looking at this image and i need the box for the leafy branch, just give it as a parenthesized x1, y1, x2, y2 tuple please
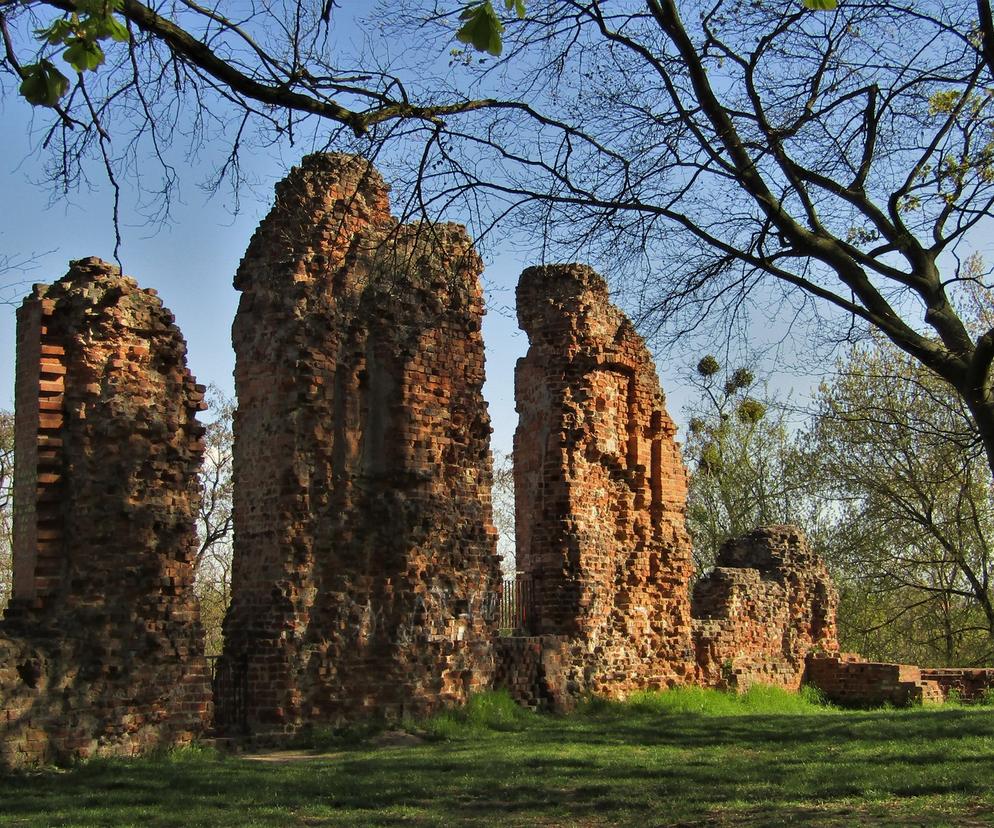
(19, 0, 127, 106)
(455, 0, 836, 59)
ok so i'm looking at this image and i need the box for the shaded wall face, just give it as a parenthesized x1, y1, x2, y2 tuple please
(513, 264, 695, 693)
(221, 153, 501, 733)
(1, 257, 211, 766)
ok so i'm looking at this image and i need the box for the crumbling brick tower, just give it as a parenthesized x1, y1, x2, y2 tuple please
(513, 264, 695, 695)
(0, 257, 212, 766)
(218, 153, 501, 733)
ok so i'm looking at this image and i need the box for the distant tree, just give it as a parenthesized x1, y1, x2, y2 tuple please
(491, 448, 516, 577)
(810, 339, 994, 666)
(194, 386, 234, 657)
(0, 411, 12, 614)
(683, 356, 812, 573)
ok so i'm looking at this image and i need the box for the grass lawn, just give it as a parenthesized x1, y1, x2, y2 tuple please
(2, 688, 994, 827)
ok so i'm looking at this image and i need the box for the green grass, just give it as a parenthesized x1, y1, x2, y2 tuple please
(2, 688, 994, 826)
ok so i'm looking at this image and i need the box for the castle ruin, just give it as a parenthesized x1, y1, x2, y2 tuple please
(215, 154, 501, 733)
(1, 155, 988, 766)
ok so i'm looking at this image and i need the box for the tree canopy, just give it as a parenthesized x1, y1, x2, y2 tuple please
(7, 0, 994, 481)
(810, 339, 994, 664)
(415, 0, 994, 486)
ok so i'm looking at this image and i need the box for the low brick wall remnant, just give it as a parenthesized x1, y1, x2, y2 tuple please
(919, 668, 994, 702)
(805, 652, 944, 706)
(1, 258, 212, 767)
(492, 637, 571, 711)
(692, 525, 839, 691)
(511, 263, 696, 697)
(217, 153, 501, 734)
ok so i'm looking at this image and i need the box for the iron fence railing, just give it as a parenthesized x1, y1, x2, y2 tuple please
(208, 653, 248, 734)
(499, 575, 534, 633)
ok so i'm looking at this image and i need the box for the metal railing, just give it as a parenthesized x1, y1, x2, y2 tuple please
(499, 574, 534, 634)
(208, 653, 248, 734)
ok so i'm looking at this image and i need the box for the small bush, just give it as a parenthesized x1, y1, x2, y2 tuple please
(977, 687, 994, 707)
(798, 684, 832, 708)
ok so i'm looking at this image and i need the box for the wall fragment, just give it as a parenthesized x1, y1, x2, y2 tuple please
(510, 263, 695, 696)
(1, 257, 211, 766)
(218, 153, 501, 734)
(692, 525, 839, 691)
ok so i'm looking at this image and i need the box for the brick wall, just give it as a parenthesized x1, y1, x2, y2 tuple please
(692, 526, 839, 691)
(806, 653, 994, 706)
(512, 264, 695, 696)
(805, 653, 944, 706)
(1, 258, 211, 767)
(919, 668, 994, 702)
(217, 154, 501, 734)
(493, 636, 572, 710)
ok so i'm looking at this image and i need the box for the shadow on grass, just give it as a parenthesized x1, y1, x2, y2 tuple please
(1, 705, 993, 826)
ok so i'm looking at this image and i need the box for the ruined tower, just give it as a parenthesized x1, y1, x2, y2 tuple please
(513, 264, 696, 695)
(1, 257, 212, 766)
(218, 154, 501, 732)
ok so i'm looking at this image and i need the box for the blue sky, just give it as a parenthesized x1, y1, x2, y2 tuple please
(0, 124, 543, 457)
(2, 92, 706, 458)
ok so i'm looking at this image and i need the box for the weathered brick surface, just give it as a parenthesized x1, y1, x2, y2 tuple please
(217, 153, 501, 733)
(512, 264, 695, 696)
(919, 668, 994, 702)
(1, 258, 211, 767)
(692, 525, 839, 691)
(806, 652, 943, 706)
(493, 636, 571, 711)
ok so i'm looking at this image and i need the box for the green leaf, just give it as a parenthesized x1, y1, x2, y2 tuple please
(34, 18, 76, 46)
(103, 16, 129, 42)
(19, 61, 70, 107)
(457, 2, 503, 56)
(801, 0, 837, 8)
(505, 0, 526, 19)
(87, 12, 129, 42)
(63, 38, 106, 72)
(77, 0, 122, 14)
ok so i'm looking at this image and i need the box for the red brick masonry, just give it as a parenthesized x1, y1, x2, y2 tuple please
(806, 652, 994, 706)
(512, 263, 696, 696)
(5, 158, 988, 766)
(693, 526, 839, 691)
(1, 258, 211, 766)
(216, 154, 501, 734)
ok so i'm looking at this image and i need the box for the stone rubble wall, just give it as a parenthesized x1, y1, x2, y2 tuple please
(1, 258, 212, 767)
(691, 525, 839, 691)
(217, 154, 501, 734)
(512, 264, 696, 696)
